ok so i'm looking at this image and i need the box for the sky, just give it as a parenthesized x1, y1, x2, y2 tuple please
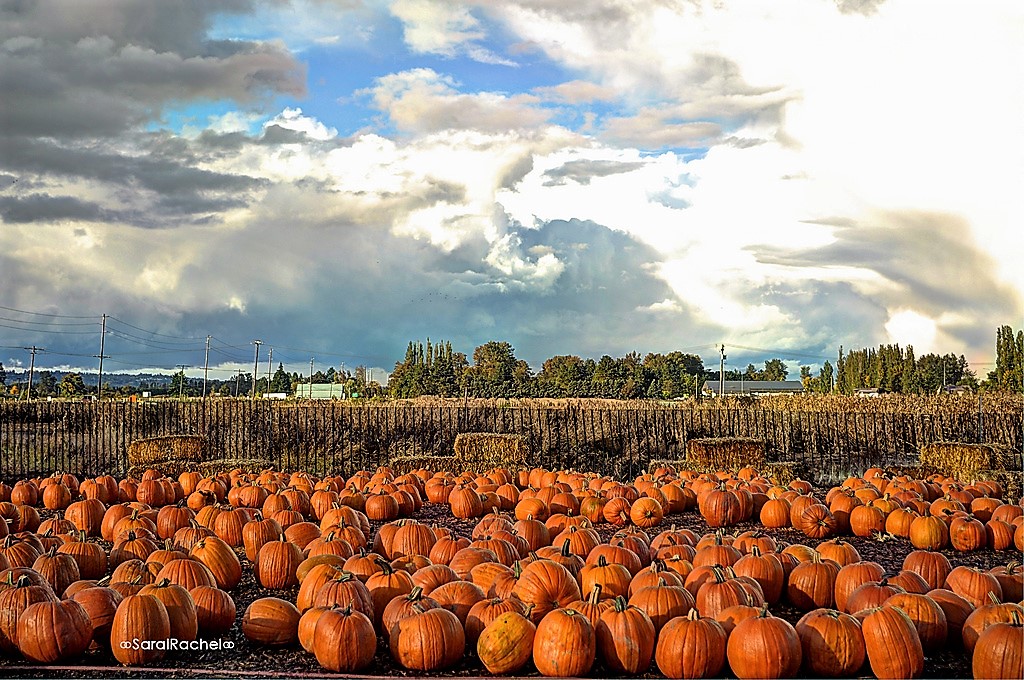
(1, 0, 1022, 383)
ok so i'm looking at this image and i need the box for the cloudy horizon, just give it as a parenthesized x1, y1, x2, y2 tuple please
(1, 0, 1021, 382)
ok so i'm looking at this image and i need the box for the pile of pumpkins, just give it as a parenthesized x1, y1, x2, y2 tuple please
(0, 464, 1020, 679)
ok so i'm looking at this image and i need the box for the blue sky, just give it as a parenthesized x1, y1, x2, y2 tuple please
(0, 0, 1021, 382)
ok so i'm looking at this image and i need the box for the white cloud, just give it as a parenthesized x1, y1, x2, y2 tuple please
(390, 0, 516, 65)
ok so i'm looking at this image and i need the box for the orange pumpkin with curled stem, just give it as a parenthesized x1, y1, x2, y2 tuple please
(596, 595, 655, 675)
(655, 608, 726, 679)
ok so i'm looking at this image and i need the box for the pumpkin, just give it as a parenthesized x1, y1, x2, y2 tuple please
(389, 606, 465, 671)
(962, 594, 1024, 652)
(902, 550, 951, 591)
(255, 535, 303, 590)
(476, 610, 536, 676)
(909, 514, 949, 550)
(511, 559, 582, 623)
(464, 596, 528, 645)
(138, 578, 198, 642)
(726, 607, 802, 679)
(110, 594, 172, 666)
(733, 546, 784, 604)
(190, 536, 242, 590)
(596, 595, 655, 675)
(0, 574, 57, 653)
(883, 592, 947, 651)
(655, 608, 726, 679)
(155, 556, 217, 592)
(312, 569, 374, 620)
(242, 597, 300, 645)
(533, 607, 596, 677)
(797, 503, 837, 539)
(242, 512, 283, 562)
(787, 553, 840, 611)
(381, 587, 440, 640)
(945, 565, 1003, 608)
(794, 608, 866, 678)
(430, 579, 485, 626)
(312, 605, 377, 673)
(191, 585, 236, 636)
(70, 584, 122, 646)
(16, 599, 92, 663)
(835, 561, 885, 612)
(32, 547, 81, 597)
(861, 605, 925, 679)
(972, 611, 1024, 680)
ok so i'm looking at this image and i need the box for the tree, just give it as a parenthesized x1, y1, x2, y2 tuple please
(762, 358, 788, 381)
(537, 355, 592, 397)
(59, 373, 86, 398)
(462, 341, 520, 397)
(0, 362, 5, 386)
(989, 325, 1023, 392)
(271, 363, 291, 393)
(37, 371, 56, 397)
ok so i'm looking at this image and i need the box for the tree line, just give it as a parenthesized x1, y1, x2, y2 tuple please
(1, 326, 1021, 400)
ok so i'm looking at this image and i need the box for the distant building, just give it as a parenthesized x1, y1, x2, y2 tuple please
(855, 388, 882, 398)
(704, 380, 804, 397)
(294, 383, 347, 399)
(263, 392, 288, 400)
(937, 385, 969, 395)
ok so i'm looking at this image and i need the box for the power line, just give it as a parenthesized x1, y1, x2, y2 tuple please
(0, 304, 95, 319)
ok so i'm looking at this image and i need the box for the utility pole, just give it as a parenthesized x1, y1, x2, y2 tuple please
(176, 365, 189, 401)
(234, 369, 242, 397)
(96, 313, 108, 400)
(202, 335, 211, 398)
(309, 357, 314, 399)
(24, 346, 43, 401)
(719, 344, 727, 400)
(251, 340, 262, 399)
(266, 347, 273, 395)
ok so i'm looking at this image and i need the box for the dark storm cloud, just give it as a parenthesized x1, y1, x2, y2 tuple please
(0, 0, 308, 230)
(751, 210, 1020, 327)
(0, 136, 263, 227)
(542, 159, 644, 186)
(0, 0, 305, 139)
(0, 194, 108, 223)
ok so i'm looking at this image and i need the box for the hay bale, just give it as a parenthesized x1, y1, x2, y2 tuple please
(974, 470, 1023, 502)
(126, 462, 191, 480)
(919, 442, 993, 481)
(390, 455, 463, 476)
(127, 435, 207, 468)
(453, 433, 529, 470)
(760, 461, 803, 487)
(686, 437, 766, 470)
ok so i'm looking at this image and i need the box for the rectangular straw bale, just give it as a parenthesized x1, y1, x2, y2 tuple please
(453, 433, 529, 469)
(919, 442, 993, 481)
(686, 437, 766, 470)
(127, 435, 207, 468)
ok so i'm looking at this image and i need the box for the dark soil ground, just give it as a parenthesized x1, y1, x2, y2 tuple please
(0, 497, 1014, 679)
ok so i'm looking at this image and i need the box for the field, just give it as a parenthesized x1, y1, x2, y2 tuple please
(0, 440, 1021, 679)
